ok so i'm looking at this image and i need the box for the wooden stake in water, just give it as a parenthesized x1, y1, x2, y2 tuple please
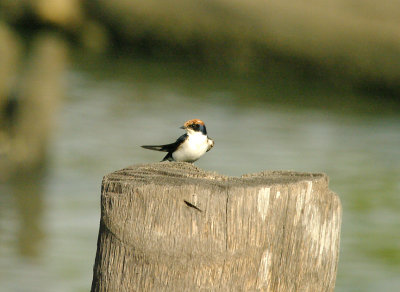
(91, 162, 341, 291)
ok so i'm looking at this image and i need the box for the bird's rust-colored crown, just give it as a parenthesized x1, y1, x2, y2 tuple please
(183, 119, 205, 127)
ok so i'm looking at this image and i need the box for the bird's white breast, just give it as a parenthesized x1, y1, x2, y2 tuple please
(172, 132, 209, 162)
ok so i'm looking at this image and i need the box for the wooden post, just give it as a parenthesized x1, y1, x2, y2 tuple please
(91, 162, 341, 291)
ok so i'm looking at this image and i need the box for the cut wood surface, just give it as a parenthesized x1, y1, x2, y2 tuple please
(91, 162, 341, 291)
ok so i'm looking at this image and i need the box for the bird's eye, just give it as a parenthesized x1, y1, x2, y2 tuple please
(192, 124, 199, 130)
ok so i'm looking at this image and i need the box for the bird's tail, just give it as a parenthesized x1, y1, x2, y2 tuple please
(141, 145, 168, 152)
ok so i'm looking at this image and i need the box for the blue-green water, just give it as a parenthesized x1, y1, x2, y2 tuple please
(1, 55, 399, 291)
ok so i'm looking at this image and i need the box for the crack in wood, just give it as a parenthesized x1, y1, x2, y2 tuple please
(183, 200, 202, 212)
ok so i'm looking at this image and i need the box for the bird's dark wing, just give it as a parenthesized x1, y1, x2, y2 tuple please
(161, 152, 173, 161)
(141, 134, 188, 153)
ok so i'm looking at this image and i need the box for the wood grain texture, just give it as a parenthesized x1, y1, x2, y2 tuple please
(91, 162, 341, 291)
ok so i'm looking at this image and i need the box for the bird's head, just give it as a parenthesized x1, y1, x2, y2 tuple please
(180, 119, 207, 135)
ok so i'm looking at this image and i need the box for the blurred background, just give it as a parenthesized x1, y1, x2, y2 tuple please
(0, 0, 399, 291)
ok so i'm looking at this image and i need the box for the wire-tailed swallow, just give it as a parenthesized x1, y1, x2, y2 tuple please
(141, 119, 214, 162)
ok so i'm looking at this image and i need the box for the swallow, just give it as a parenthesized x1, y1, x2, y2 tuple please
(141, 119, 214, 162)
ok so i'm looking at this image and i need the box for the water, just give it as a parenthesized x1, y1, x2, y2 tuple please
(1, 54, 399, 291)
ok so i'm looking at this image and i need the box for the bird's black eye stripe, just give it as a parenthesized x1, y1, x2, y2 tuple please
(189, 123, 207, 134)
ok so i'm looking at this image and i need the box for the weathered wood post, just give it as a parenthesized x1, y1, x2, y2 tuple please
(91, 162, 341, 291)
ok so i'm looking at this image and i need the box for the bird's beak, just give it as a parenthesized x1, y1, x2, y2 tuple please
(180, 126, 186, 129)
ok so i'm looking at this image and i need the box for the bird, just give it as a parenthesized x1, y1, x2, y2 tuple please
(141, 119, 214, 162)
